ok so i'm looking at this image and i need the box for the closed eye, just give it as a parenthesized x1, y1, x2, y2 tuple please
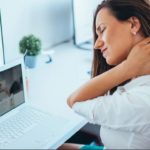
(96, 26, 106, 36)
(100, 27, 106, 34)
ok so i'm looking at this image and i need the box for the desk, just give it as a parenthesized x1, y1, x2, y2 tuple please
(26, 41, 92, 149)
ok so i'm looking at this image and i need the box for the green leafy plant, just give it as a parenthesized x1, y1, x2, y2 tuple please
(19, 34, 42, 56)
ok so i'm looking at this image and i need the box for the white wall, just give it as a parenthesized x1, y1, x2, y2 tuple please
(0, 0, 73, 63)
(0, 13, 4, 66)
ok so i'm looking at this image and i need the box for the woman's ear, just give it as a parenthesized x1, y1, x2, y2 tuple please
(128, 16, 141, 35)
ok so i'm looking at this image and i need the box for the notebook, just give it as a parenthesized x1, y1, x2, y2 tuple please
(0, 60, 69, 149)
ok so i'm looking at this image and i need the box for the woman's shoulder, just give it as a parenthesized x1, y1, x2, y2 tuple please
(124, 75, 150, 89)
(114, 75, 150, 96)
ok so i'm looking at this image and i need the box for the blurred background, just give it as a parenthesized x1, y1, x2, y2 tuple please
(0, 0, 101, 65)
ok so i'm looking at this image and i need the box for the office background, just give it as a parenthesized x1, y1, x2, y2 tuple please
(0, 0, 103, 147)
(0, 0, 73, 63)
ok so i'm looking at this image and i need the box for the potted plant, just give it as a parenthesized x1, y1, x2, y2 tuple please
(19, 34, 42, 68)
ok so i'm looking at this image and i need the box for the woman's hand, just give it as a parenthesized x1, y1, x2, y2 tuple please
(125, 37, 150, 78)
(67, 37, 150, 108)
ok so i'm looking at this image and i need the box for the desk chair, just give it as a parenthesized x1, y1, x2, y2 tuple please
(67, 123, 103, 146)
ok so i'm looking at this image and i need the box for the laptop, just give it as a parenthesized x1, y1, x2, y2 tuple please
(0, 60, 69, 149)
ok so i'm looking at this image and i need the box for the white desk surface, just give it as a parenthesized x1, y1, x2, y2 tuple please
(26, 41, 92, 149)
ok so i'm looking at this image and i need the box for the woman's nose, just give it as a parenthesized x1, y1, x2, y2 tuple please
(94, 38, 104, 49)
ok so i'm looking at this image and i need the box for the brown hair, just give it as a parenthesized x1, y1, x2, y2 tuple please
(91, 0, 150, 94)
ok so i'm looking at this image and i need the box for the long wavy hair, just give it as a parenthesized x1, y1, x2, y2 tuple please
(91, 0, 150, 94)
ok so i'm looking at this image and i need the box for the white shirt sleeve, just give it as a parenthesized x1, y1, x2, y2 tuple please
(72, 86, 150, 134)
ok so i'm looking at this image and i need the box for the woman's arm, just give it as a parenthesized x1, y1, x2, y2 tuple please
(67, 61, 130, 107)
(67, 37, 150, 107)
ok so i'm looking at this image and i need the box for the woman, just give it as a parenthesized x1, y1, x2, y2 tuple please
(60, 0, 150, 149)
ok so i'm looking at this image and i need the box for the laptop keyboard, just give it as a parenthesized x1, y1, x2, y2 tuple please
(0, 106, 67, 146)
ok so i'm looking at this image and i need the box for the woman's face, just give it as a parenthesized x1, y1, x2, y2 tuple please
(95, 8, 138, 65)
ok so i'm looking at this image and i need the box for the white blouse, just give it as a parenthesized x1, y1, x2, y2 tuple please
(72, 75, 150, 149)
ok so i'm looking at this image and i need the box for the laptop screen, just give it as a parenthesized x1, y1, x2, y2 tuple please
(0, 64, 25, 116)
